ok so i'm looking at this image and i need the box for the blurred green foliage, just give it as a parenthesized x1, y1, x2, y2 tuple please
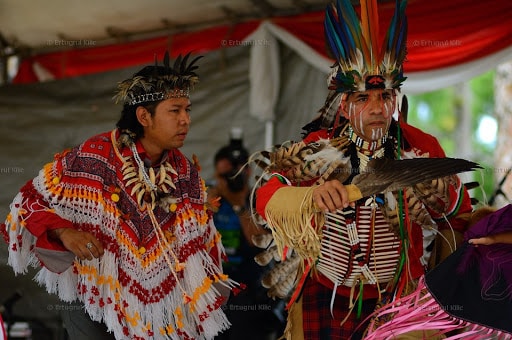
(406, 70, 496, 206)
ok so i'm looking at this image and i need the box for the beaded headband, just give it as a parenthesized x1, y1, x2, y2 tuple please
(113, 52, 202, 106)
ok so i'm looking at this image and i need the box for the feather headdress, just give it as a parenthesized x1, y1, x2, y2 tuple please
(325, 0, 408, 93)
(113, 51, 202, 105)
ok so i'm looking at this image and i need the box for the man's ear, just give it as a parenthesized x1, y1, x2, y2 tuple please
(136, 107, 150, 127)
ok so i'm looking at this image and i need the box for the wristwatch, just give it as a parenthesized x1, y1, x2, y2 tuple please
(232, 205, 246, 216)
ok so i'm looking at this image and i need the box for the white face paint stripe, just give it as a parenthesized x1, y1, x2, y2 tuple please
(350, 100, 369, 139)
(349, 102, 356, 119)
(350, 102, 361, 137)
(383, 101, 393, 118)
(371, 127, 384, 140)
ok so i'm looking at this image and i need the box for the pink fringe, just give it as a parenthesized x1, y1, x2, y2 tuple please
(364, 276, 512, 340)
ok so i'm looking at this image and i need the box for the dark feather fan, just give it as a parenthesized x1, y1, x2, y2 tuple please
(350, 157, 481, 199)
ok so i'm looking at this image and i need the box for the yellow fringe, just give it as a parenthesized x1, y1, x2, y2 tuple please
(264, 186, 325, 262)
(280, 295, 304, 340)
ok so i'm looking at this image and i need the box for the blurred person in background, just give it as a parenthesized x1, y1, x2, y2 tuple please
(209, 128, 285, 340)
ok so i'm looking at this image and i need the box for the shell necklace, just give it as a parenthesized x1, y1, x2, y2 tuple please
(112, 130, 177, 211)
(111, 130, 192, 301)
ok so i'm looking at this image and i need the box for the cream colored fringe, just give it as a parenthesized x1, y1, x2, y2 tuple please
(264, 186, 325, 263)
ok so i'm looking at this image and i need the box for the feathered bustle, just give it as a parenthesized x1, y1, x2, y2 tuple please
(250, 135, 352, 186)
(251, 234, 302, 300)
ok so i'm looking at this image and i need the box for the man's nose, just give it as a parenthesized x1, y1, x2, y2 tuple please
(367, 97, 383, 114)
(180, 111, 191, 124)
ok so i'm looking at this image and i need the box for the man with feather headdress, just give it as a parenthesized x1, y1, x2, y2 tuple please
(1, 52, 238, 340)
(252, 0, 474, 338)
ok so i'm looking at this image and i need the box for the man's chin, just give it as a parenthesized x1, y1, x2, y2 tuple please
(169, 141, 185, 150)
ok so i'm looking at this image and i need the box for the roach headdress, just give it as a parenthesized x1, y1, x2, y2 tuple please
(113, 51, 202, 105)
(325, 0, 408, 93)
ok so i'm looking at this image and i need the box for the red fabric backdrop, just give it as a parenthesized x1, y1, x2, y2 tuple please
(13, 0, 512, 84)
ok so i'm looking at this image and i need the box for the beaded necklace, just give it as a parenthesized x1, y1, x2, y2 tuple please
(344, 125, 395, 186)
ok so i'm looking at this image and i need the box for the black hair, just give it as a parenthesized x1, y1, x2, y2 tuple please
(115, 66, 165, 140)
(116, 101, 159, 140)
(214, 138, 250, 192)
(214, 144, 249, 168)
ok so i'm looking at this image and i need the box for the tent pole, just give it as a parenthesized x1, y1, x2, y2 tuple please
(265, 120, 274, 150)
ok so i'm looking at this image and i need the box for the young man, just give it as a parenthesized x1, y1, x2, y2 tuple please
(253, 0, 473, 339)
(1, 52, 236, 340)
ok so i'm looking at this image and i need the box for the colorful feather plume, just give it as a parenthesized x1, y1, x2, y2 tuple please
(325, 0, 408, 93)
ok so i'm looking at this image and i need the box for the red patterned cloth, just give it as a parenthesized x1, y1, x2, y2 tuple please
(302, 278, 376, 340)
(2, 129, 234, 340)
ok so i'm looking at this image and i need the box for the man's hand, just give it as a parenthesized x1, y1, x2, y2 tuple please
(50, 228, 104, 260)
(469, 231, 512, 246)
(312, 180, 354, 213)
(215, 175, 249, 208)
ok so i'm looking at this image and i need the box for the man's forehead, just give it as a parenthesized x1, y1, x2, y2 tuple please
(349, 89, 394, 98)
(161, 98, 191, 106)
(215, 158, 234, 172)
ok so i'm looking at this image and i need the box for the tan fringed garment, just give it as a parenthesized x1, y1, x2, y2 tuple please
(264, 186, 325, 262)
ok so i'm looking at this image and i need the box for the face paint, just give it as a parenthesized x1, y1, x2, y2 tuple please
(383, 100, 393, 118)
(371, 127, 384, 140)
(343, 89, 396, 142)
(347, 102, 367, 138)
